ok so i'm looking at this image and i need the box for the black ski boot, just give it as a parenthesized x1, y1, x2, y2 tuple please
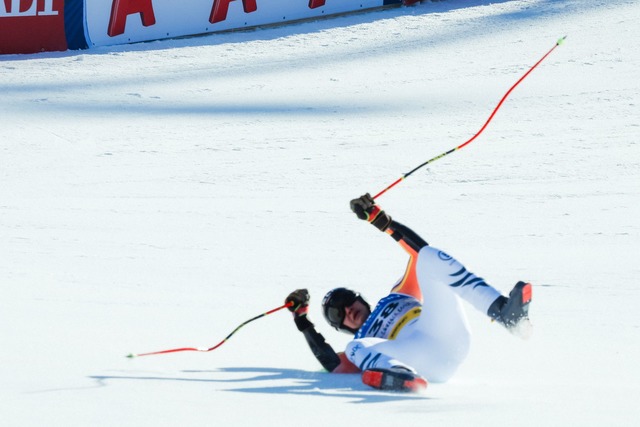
(488, 281, 532, 337)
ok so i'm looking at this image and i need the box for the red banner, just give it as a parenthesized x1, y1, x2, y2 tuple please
(0, 0, 67, 54)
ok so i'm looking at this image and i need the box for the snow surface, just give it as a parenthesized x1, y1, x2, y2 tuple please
(1, 0, 639, 425)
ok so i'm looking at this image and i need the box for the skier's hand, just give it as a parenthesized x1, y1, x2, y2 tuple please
(350, 193, 392, 232)
(350, 193, 375, 219)
(285, 289, 310, 317)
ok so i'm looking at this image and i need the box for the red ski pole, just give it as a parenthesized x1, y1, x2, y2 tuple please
(126, 301, 293, 358)
(373, 36, 567, 200)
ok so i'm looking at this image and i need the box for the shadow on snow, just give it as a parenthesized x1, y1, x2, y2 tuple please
(89, 366, 432, 404)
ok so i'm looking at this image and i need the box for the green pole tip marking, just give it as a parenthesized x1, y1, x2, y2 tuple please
(126, 353, 136, 358)
(557, 35, 567, 45)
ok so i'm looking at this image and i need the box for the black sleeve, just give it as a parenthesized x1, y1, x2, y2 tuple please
(387, 220, 429, 252)
(293, 316, 341, 372)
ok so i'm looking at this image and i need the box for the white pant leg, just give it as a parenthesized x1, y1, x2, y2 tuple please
(347, 246, 501, 382)
(419, 246, 501, 316)
(346, 326, 469, 383)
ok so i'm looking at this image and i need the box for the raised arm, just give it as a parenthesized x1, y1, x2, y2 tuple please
(350, 193, 429, 300)
(386, 220, 429, 256)
(349, 193, 429, 254)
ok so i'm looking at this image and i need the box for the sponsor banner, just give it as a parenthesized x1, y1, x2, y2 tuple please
(0, 0, 67, 54)
(85, 0, 401, 48)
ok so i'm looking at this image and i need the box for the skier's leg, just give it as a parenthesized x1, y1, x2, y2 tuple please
(346, 325, 468, 383)
(417, 246, 532, 336)
(346, 262, 473, 384)
(345, 337, 413, 372)
(347, 247, 526, 384)
(376, 245, 500, 381)
(417, 246, 502, 317)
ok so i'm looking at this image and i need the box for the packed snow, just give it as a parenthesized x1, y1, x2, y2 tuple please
(1, 0, 639, 425)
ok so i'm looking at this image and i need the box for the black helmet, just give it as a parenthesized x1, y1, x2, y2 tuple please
(322, 287, 370, 335)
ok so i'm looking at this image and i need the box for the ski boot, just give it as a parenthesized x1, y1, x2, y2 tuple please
(488, 281, 532, 338)
(362, 367, 428, 392)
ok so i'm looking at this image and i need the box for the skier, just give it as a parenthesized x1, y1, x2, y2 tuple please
(285, 193, 532, 392)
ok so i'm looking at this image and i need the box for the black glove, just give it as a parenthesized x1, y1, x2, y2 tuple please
(285, 289, 310, 316)
(350, 193, 375, 220)
(349, 193, 392, 231)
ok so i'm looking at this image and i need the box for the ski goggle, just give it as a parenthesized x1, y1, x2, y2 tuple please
(322, 288, 359, 328)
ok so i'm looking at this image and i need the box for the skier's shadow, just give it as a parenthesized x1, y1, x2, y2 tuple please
(89, 367, 430, 403)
